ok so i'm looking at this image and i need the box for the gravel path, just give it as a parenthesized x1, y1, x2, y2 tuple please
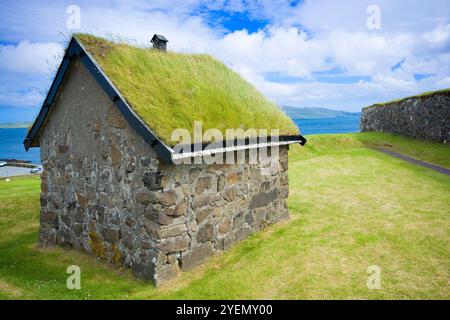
(375, 148, 450, 176)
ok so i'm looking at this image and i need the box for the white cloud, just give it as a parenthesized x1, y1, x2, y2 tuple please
(0, 0, 449, 113)
(0, 86, 45, 108)
(0, 41, 63, 75)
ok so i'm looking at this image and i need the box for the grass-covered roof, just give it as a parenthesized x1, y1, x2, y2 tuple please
(74, 34, 299, 147)
(363, 88, 450, 110)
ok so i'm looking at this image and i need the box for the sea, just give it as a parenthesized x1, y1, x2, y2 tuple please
(0, 128, 40, 164)
(293, 114, 360, 135)
(0, 115, 360, 164)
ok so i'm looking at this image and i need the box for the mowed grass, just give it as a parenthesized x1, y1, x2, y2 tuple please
(0, 133, 449, 299)
(74, 34, 298, 146)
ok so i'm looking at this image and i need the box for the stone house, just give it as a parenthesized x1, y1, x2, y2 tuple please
(24, 34, 305, 285)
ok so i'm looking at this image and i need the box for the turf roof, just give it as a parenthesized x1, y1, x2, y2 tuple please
(363, 88, 450, 110)
(74, 34, 299, 147)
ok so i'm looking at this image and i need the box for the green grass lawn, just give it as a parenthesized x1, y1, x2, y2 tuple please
(0, 133, 449, 299)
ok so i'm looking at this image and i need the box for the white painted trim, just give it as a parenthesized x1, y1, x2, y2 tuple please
(171, 140, 301, 161)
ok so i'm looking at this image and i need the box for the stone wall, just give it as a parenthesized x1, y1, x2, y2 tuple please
(38, 59, 290, 285)
(360, 91, 450, 143)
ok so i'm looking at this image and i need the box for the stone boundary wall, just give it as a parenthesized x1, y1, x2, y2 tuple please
(38, 59, 291, 285)
(360, 91, 450, 143)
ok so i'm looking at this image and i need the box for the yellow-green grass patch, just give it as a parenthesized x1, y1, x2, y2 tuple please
(0, 133, 448, 299)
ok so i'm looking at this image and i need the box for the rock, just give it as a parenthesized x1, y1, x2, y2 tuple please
(58, 144, 69, 154)
(245, 212, 254, 226)
(110, 146, 122, 165)
(74, 208, 85, 223)
(132, 263, 155, 282)
(72, 223, 84, 236)
(155, 263, 180, 285)
(197, 222, 215, 242)
(57, 229, 72, 246)
(280, 172, 288, 186)
(39, 228, 56, 247)
(139, 156, 151, 168)
(144, 206, 175, 225)
(93, 120, 101, 132)
(235, 226, 251, 242)
(121, 231, 134, 249)
(260, 181, 271, 192)
(249, 189, 278, 209)
(125, 216, 136, 228)
(101, 228, 119, 243)
(189, 167, 202, 183)
(41, 181, 48, 193)
(233, 211, 244, 229)
(61, 214, 72, 227)
(143, 219, 159, 238)
(218, 218, 231, 234)
(196, 207, 212, 224)
(280, 160, 288, 172)
(181, 243, 213, 271)
(156, 234, 190, 253)
(142, 172, 162, 191)
(222, 186, 236, 202)
(94, 205, 105, 223)
(40, 210, 58, 228)
(195, 176, 212, 194)
(279, 186, 289, 198)
(158, 224, 187, 239)
(192, 194, 221, 209)
(149, 191, 177, 207)
(226, 172, 241, 184)
(171, 199, 188, 216)
(135, 190, 152, 204)
(107, 108, 127, 129)
(126, 156, 136, 173)
(217, 174, 225, 191)
(167, 252, 180, 264)
(76, 193, 88, 209)
(100, 168, 112, 183)
(99, 192, 111, 207)
(219, 233, 235, 250)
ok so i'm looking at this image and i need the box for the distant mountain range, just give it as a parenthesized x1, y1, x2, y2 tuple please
(283, 107, 360, 120)
(0, 122, 31, 129)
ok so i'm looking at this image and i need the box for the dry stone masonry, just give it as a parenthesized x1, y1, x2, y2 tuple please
(360, 91, 450, 143)
(38, 60, 291, 285)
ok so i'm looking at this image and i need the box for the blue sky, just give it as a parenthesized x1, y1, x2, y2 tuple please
(0, 0, 449, 123)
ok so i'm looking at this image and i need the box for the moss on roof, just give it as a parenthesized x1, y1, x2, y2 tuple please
(363, 88, 450, 110)
(74, 34, 299, 147)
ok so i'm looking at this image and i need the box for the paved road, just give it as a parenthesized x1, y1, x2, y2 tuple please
(0, 166, 37, 177)
(375, 148, 450, 176)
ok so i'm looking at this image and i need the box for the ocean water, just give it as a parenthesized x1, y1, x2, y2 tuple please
(294, 115, 360, 135)
(0, 128, 40, 164)
(0, 116, 360, 163)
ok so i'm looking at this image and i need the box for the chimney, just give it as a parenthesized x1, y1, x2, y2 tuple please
(151, 34, 168, 51)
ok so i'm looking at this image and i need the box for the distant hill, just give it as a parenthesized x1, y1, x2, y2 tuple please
(283, 106, 360, 119)
(0, 122, 31, 129)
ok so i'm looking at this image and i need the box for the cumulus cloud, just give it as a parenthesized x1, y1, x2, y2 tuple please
(0, 0, 449, 114)
(0, 41, 63, 75)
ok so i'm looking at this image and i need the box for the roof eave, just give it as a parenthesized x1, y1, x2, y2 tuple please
(171, 135, 306, 162)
